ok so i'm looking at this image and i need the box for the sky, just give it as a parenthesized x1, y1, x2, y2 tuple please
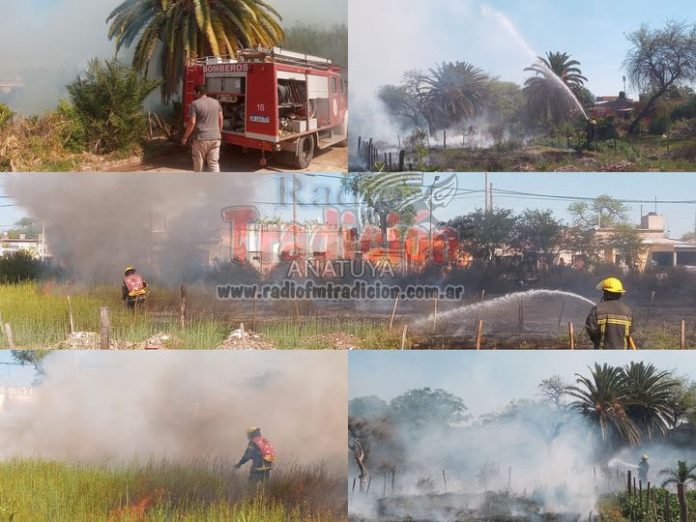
(349, 0, 695, 105)
(3, 172, 696, 238)
(349, 350, 696, 417)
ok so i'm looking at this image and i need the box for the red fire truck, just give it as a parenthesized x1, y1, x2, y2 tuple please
(183, 47, 347, 168)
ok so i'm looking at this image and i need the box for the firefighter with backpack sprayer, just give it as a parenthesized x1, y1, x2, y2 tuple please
(585, 277, 636, 350)
(234, 426, 275, 482)
(122, 266, 149, 310)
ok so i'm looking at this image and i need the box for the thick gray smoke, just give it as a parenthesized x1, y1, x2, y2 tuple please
(0, 351, 347, 472)
(4, 173, 264, 284)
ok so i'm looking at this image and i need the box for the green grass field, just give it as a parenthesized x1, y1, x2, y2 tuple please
(0, 459, 346, 521)
(0, 282, 402, 349)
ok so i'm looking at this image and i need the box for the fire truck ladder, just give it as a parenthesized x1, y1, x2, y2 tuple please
(238, 47, 334, 70)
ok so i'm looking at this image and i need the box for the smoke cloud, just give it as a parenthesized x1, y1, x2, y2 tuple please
(4, 173, 264, 284)
(0, 351, 347, 472)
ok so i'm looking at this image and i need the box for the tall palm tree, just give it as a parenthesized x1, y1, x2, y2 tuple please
(107, 0, 284, 102)
(523, 51, 588, 125)
(567, 363, 641, 447)
(661, 461, 696, 522)
(622, 361, 677, 441)
(419, 61, 488, 135)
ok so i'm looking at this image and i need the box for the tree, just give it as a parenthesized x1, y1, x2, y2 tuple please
(348, 396, 391, 420)
(524, 51, 588, 125)
(378, 80, 425, 130)
(449, 209, 517, 263)
(484, 80, 526, 142)
(281, 23, 347, 68)
(667, 377, 696, 428)
(568, 195, 629, 229)
(6, 218, 40, 240)
(390, 387, 468, 430)
(67, 58, 160, 153)
(621, 361, 677, 441)
(539, 374, 571, 410)
(107, 0, 284, 102)
(341, 173, 419, 247)
(567, 363, 641, 447)
(624, 21, 696, 134)
(660, 460, 696, 522)
(512, 209, 564, 269)
(603, 224, 646, 272)
(420, 61, 488, 135)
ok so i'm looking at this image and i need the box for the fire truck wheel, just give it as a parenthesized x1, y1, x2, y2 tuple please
(294, 136, 315, 169)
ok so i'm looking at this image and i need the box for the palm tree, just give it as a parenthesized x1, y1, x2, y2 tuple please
(419, 61, 488, 136)
(660, 460, 696, 522)
(107, 0, 284, 102)
(622, 361, 677, 441)
(567, 363, 641, 447)
(523, 51, 588, 125)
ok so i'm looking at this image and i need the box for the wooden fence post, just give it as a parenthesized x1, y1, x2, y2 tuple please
(100, 307, 111, 350)
(67, 296, 75, 334)
(389, 296, 399, 333)
(476, 320, 484, 350)
(432, 296, 439, 332)
(180, 285, 187, 329)
(400, 325, 408, 350)
(569, 322, 575, 350)
(627, 470, 632, 494)
(681, 320, 686, 349)
(4, 323, 15, 349)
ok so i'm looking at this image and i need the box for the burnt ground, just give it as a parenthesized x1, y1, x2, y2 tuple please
(349, 491, 584, 522)
(106, 142, 347, 173)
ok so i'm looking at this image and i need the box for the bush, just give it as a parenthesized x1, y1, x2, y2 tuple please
(595, 116, 619, 140)
(648, 113, 670, 135)
(0, 251, 42, 283)
(0, 103, 14, 130)
(67, 58, 160, 154)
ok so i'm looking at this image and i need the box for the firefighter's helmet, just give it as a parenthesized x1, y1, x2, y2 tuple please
(247, 426, 261, 438)
(124, 266, 136, 276)
(597, 277, 625, 294)
(642, 454, 648, 461)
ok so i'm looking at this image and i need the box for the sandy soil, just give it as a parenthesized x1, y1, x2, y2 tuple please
(108, 143, 347, 173)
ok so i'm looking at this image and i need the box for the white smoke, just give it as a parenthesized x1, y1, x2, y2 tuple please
(0, 350, 347, 472)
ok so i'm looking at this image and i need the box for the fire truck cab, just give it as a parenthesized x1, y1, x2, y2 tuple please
(183, 47, 347, 169)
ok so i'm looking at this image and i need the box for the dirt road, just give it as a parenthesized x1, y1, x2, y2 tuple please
(111, 143, 347, 173)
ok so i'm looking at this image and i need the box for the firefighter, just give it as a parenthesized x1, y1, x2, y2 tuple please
(638, 454, 649, 483)
(585, 277, 634, 349)
(122, 266, 149, 310)
(234, 426, 275, 482)
(181, 84, 223, 173)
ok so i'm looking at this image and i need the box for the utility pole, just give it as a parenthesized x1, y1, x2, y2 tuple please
(429, 175, 440, 263)
(293, 174, 297, 258)
(40, 223, 46, 261)
(484, 173, 489, 213)
(489, 181, 493, 211)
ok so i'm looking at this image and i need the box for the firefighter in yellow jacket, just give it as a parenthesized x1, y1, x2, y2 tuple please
(122, 266, 149, 310)
(585, 277, 634, 349)
(234, 427, 275, 482)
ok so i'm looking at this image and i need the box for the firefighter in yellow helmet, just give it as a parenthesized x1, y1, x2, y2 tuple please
(122, 266, 149, 310)
(234, 427, 275, 482)
(585, 277, 634, 349)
